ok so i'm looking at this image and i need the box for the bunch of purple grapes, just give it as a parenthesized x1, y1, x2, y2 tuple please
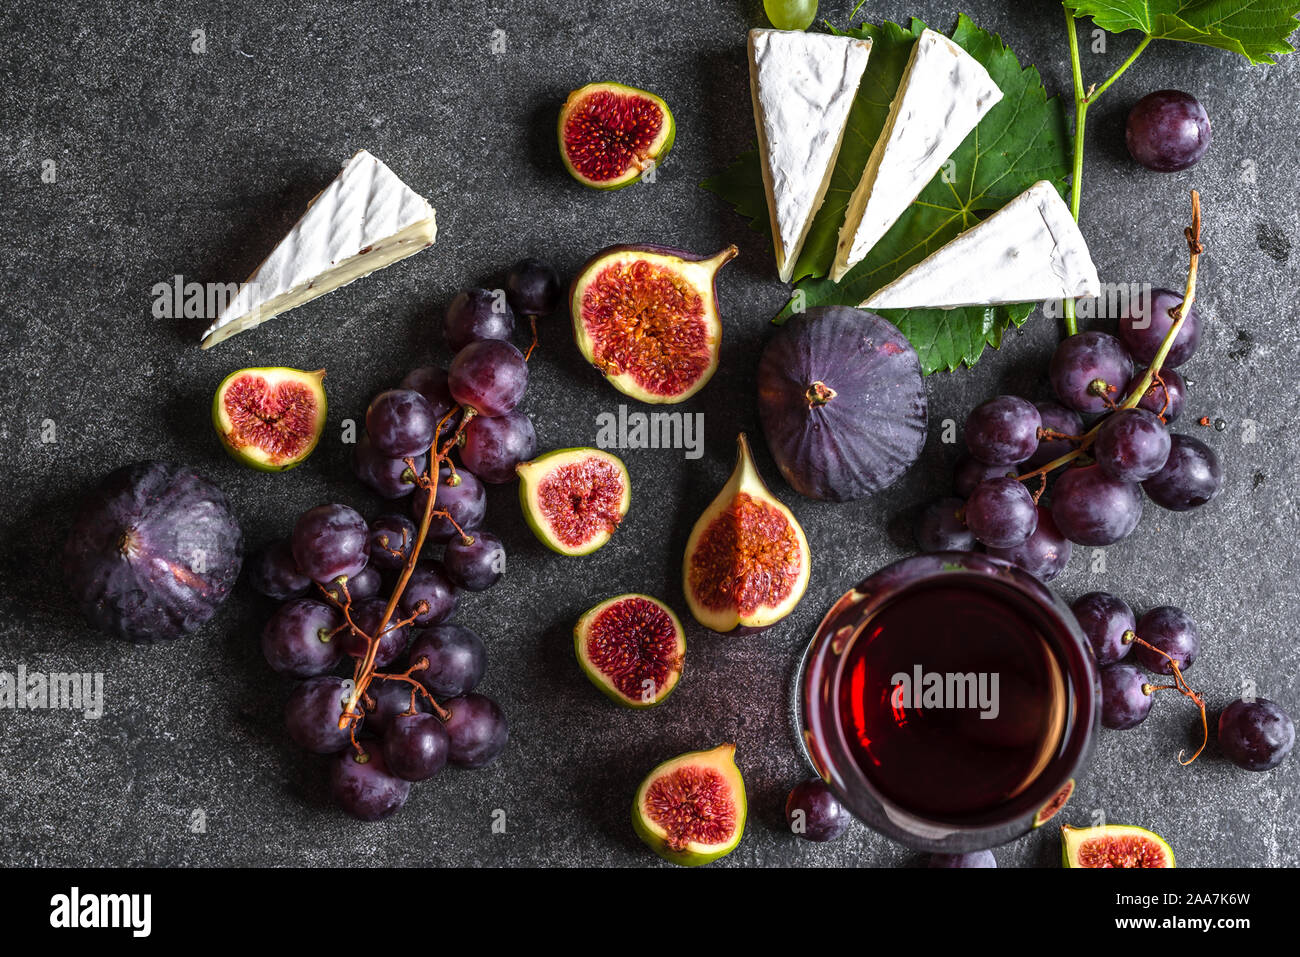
(915, 288, 1223, 581)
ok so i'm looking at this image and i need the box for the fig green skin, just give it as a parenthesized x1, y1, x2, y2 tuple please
(516, 448, 631, 556)
(632, 744, 746, 866)
(1060, 824, 1175, 868)
(212, 367, 327, 472)
(558, 82, 675, 190)
(573, 593, 684, 708)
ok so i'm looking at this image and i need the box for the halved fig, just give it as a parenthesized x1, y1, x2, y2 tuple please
(559, 82, 675, 190)
(1033, 778, 1075, 828)
(1061, 824, 1175, 868)
(683, 433, 810, 634)
(212, 367, 326, 471)
(571, 244, 736, 404)
(517, 448, 631, 556)
(632, 743, 746, 866)
(574, 594, 685, 708)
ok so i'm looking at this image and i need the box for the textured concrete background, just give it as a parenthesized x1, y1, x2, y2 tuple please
(0, 0, 1296, 867)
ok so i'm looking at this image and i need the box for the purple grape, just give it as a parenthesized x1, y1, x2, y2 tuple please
(448, 339, 528, 417)
(1142, 434, 1223, 511)
(361, 676, 428, 737)
(444, 288, 516, 353)
(964, 477, 1037, 549)
(1094, 409, 1171, 483)
(366, 389, 435, 458)
(329, 741, 411, 821)
(321, 566, 380, 604)
(443, 693, 509, 769)
(953, 453, 1012, 498)
(443, 531, 506, 591)
(1050, 464, 1142, 546)
(352, 434, 426, 500)
(399, 561, 460, 625)
(411, 465, 487, 542)
(1026, 400, 1084, 470)
(987, 506, 1072, 582)
(505, 258, 561, 317)
(409, 623, 487, 698)
(1126, 90, 1211, 173)
(1100, 662, 1154, 730)
(368, 514, 418, 570)
(1128, 368, 1186, 423)
(1070, 591, 1136, 666)
(342, 596, 409, 668)
(1132, 606, 1199, 675)
(1119, 288, 1201, 367)
(1049, 332, 1134, 414)
(291, 504, 370, 584)
(784, 779, 849, 842)
(285, 676, 357, 753)
(964, 395, 1041, 466)
(400, 366, 456, 425)
(262, 598, 344, 678)
(929, 851, 996, 868)
(383, 712, 451, 782)
(1218, 699, 1295, 772)
(914, 497, 975, 553)
(247, 539, 311, 600)
(459, 411, 536, 483)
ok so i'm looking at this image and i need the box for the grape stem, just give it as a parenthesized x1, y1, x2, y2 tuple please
(1018, 190, 1202, 485)
(1124, 630, 1208, 765)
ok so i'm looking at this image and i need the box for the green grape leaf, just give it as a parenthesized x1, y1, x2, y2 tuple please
(1064, 1, 1300, 65)
(701, 15, 1071, 374)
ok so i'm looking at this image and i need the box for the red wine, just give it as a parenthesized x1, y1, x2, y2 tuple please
(836, 579, 1067, 822)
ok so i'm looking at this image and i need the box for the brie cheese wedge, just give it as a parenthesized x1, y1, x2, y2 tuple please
(862, 181, 1101, 310)
(748, 28, 872, 283)
(201, 150, 436, 349)
(831, 29, 1001, 282)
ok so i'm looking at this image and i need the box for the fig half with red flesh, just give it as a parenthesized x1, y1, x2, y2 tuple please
(559, 82, 675, 189)
(632, 744, 746, 866)
(517, 448, 631, 556)
(758, 306, 927, 502)
(571, 244, 736, 404)
(683, 433, 810, 634)
(212, 367, 327, 471)
(574, 593, 685, 708)
(1061, 824, 1175, 868)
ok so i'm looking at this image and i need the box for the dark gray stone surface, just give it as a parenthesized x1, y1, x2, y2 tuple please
(0, 0, 1296, 867)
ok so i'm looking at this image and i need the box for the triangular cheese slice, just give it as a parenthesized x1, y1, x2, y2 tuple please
(831, 29, 1001, 282)
(863, 181, 1101, 310)
(748, 29, 872, 283)
(201, 150, 437, 348)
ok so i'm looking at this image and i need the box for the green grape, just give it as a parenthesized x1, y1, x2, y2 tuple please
(764, 0, 818, 31)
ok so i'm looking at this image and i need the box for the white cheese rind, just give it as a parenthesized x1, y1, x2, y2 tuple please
(832, 29, 1001, 282)
(862, 181, 1101, 310)
(748, 29, 872, 284)
(201, 150, 436, 348)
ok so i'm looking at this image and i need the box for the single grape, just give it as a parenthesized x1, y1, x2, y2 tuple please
(914, 497, 975, 553)
(448, 339, 528, 417)
(964, 395, 1041, 466)
(285, 676, 357, 753)
(963, 477, 1038, 549)
(261, 599, 344, 678)
(1142, 434, 1223, 511)
(1132, 606, 1200, 675)
(763, 0, 817, 31)
(1049, 332, 1134, 413)
(361, 676, 428, 737)
(928, 851, 996, 868)
(785, 779, 849, 842)
(342, 596, 409, 668)
(459, 411, 537, 483)
(1100, 662, 1154, 730)
(443, 693, 509, 769)
(953, 453, 1011, 498)
(329, 741, 411, 821)
(400, 366, 457, 427)
(399, 560, 459, 626)
(1025, 400, 1084, 470)
(366, 389, 435, 458)
(291, 504, 370, 584)
(1218, 699, 1295, 772)
(1094, 408, 1171, 482)
(247, 539, 311, 600)
(444, 288, 516, 353)
(1118, 288, 1201, 367)
(443, 531, 506, 591)
(409, 623, 487, 698)
(343, 565, 382, 601)
(1050, 464, 1142, 546)
(987, 506, 1072, 582)
(1127, 368, 1186, 423)
(1070, 591, 1136, 666)
(383, 712, 451, 782)
(352, 434, 426, 499)
(411, 464, 487, 542)
(1126, 90, 1211, 172)
(368, 513, 418, 570)
(504, 258, 561, 317)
